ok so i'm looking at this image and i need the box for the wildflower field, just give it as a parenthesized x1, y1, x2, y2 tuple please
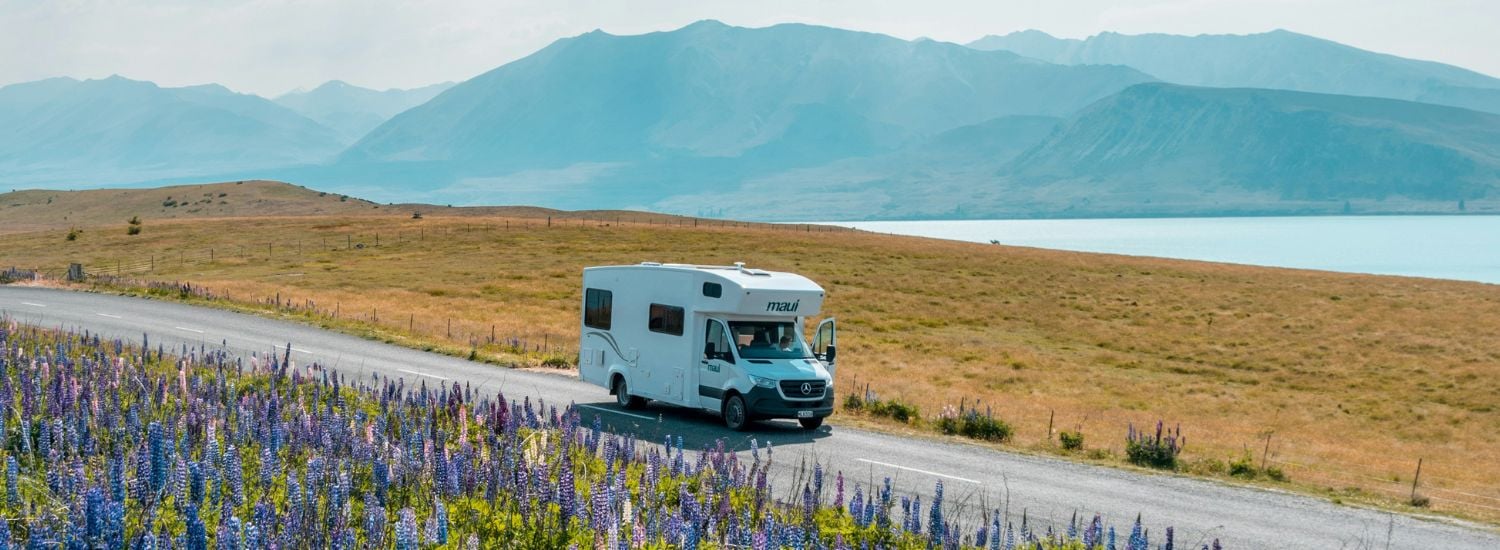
(0, 320, 1208, 548)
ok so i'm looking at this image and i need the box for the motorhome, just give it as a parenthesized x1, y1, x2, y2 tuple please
(578, 262, 837, 430)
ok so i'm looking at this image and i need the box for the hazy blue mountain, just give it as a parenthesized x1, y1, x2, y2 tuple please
(0, 76, 343, 186)
(342, 20, 1154, 194)
(274, 80, 454, 143)
(1007, 83, 1500, 203)
(967, 30, 1500, 114)
(653, 84, 1500, 220)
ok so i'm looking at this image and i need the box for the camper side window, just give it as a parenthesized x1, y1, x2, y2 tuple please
(648, 303, 684, 336)
(584, 288, 612, 330)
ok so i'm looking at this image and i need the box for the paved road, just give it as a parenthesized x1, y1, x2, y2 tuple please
(2, 286, 1496, 549)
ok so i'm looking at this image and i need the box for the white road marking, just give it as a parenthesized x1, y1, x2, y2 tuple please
(578, 404, 656, 421)
(397, 368, 448, 381)
(95, 313, 122, 319)
(174, 326, 205, 334)
(856, 458, 981, 485)
(20, 302, 45, 308)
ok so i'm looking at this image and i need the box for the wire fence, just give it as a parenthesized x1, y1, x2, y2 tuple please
(15, 217, 851, 364)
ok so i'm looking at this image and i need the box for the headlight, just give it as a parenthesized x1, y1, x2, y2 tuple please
(749, 375, 777, 389)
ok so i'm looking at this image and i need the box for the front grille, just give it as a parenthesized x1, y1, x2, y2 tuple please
(779, 380, 826, 399)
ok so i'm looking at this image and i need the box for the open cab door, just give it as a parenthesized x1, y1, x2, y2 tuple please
(812, 317, 837, 374)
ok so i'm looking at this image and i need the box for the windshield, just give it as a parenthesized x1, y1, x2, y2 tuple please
(729, 321, 812, 360)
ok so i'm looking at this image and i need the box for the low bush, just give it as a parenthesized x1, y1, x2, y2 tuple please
(844, 384, 920, 424)
(1229, 453, 1257, 479)
(1127, 421, 1184, 470)
(1059, 430, 1085, 451)
(935, 400, 1012, 442)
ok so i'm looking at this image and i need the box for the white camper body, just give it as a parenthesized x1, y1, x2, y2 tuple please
(578, 262, 838, 430)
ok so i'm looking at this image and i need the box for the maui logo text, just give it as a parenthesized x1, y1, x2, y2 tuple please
(765, 300, 800, 313)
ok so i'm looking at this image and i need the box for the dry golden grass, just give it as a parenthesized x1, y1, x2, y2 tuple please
(3, 198, 1499, 520)
(0, 179, 702, 235)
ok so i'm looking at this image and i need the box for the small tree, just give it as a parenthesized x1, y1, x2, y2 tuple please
(127, 216, 142, 236)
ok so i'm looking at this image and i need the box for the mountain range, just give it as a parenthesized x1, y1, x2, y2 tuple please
(966, 29, 1500, 115)
(275, 80, 454, 143)
(1, 21, 1498, 220)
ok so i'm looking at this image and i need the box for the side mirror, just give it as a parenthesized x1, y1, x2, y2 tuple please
(824, 345, 837, 363)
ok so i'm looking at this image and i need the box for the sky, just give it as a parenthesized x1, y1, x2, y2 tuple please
(2, 0, 1497, 97)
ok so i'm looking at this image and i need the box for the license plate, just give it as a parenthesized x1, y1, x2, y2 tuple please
(797, 410, 814, 418)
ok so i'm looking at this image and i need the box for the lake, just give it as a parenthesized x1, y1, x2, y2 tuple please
(823, 216, 1500, 285)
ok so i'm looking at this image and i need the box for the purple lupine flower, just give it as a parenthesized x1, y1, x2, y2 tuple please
(394, 508, 418, 550)
(929, 480, 945, 548)
(1128, 514, 1147, 550)
(834, 471, 845, 511)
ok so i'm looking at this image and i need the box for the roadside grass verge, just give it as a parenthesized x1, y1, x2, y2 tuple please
(2, 211, 1499, 523)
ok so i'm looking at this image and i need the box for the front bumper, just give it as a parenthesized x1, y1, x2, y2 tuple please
(744, 386, 834, 419)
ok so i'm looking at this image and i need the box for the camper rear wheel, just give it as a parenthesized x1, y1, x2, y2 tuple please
(613, 377, 647, 410)
(723, 394, 751, 431)
(798, 417, 824, 430)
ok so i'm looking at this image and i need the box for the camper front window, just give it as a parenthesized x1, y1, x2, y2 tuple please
(730, 321, 812, 360)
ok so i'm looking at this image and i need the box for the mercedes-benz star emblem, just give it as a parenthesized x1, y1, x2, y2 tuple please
(800, 382, 812, 395)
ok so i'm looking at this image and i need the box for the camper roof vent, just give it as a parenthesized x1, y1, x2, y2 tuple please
(639, 261, 662, 266)
(734, 262, 771, 276)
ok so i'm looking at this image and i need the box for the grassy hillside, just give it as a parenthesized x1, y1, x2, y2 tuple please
(0, 180, 701, 234)
(2, 187, 1498, 521)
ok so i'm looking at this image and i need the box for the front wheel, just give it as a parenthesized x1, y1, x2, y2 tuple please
(723, 395, 751, 431)
(799, 417, 824, 430)
(614, 377, 647, 410)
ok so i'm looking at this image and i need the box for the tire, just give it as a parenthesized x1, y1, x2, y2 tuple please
(614, 377, 646, 410)
(723, 394, 751, 431)
(799, 417, 824, 430)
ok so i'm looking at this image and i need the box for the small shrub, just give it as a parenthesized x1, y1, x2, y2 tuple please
(1126, 421, 1184, 470)
(412, 212, 424, 219)
(1229, 453, 1257, 479)
(845, 384, 920, 424)
(935, 400, 1012, 442)
(1410, 494, 1431, 508)
(1265, 466, 1287, 482)
(127, 224, 142, 235)
(842, 390, 865, 412)
(540, 356, 571, 368)
(870, 398, 920, 424)
(65, 228, 79, 241)
(1059, 430, 1085, 451)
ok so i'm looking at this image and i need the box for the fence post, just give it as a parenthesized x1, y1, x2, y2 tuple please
(1047, 410, 1055, 441)
(150, 255, 154, 271)
(1261, 432, 1274, 471)
(1410, 458, 1424, 502)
